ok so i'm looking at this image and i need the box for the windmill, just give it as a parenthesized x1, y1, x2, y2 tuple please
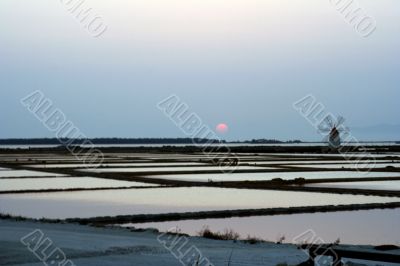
(318, 115, 348, 149)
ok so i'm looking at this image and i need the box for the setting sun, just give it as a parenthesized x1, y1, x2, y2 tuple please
(216, 123, 229, 134)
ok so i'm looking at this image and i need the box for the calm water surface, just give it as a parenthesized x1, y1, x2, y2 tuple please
(0, 177, 157, 191)
(306, 181, 400, 191)
(147, 171, 400, 182)
(29, 162, 209, 169)
(84, 166, 271, 173)
(0, 187, 395, 219)
(0, 170, 66, 178)
(288, 163, 400, 169)
(124, 209, 400, 245)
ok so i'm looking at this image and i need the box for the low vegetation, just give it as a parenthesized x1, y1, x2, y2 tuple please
(243, 235, 266, 244)
(0, 213, 28, 221)
(197, 227, 270, 244)
(198, 226, 240, 241)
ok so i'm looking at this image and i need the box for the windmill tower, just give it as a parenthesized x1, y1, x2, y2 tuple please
(329, 125, 341, 148)
(318, 116, 347, 149)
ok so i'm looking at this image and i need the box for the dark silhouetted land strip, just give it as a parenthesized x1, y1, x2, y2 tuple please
(65, 202, 400, 225)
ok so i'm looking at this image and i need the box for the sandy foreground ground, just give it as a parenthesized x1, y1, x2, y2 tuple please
(0, 219, 308, 266)
(0, 219, 398, 266)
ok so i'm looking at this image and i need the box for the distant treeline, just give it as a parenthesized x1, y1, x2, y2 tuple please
(0, 138, 224, 145)
(0, 138, 302, 145)
(239, 139, 302, 144)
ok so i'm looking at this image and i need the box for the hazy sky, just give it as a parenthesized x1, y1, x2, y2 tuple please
(1, 0, 399, 141)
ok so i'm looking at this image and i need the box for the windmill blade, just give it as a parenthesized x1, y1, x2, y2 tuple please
(338, 127, 351, 144)
(338, 124, 350, 133)
(336, 116, 346, 127)
(318, 116, 334, 132)
(336, 117, 350, 134)
(318, 123, 332, 133)
(324, 115, 335, 128)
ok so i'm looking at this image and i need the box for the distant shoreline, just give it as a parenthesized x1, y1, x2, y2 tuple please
(0, 137, 303, 145)
(0, 138, 398, 148)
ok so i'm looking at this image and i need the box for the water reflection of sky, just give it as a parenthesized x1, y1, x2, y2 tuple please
(127, 209, 400, 245)
(307, 181, 400, 191)
(0, 177, 156, 191)
(148, 171, 400, 182)
(0, 187, 396, 219)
